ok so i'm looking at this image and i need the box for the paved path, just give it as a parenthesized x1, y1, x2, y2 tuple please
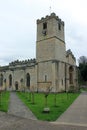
(0, 112, 87, 130)
(8, 92, 37, 120)
(54, 91, 87, 127)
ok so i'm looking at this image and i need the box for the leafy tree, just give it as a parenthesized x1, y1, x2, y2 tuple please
(78, 56, 87, 84)
(78, 56, 87, 64)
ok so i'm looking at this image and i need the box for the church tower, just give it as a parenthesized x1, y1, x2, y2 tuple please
(36, 13, 66, 63)
(36, 13, 66, 92)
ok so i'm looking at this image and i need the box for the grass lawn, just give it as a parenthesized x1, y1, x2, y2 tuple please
(0, 91, 10, 112)
(17, 92, 80, 121)
(80, 87, 87, 92)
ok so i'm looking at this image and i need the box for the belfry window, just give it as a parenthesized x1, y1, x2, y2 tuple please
(43, 22, 47, 29)
(58, 23, 61, 30)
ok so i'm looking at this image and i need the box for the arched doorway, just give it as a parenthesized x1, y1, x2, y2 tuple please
(9, 74, 12, 87)
(15, 81, 18, 90)
(69, 66, 74, 84)
(26, 73, 30, 88)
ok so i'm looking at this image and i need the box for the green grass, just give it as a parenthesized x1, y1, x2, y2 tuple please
(80, 87, 87, 92)
(0, 91, 10, 112)
(17, 92, 80, 121)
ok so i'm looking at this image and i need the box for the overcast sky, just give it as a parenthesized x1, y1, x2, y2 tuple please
(0, 0, 87, 66)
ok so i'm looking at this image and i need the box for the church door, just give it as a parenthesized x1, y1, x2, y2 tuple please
(15, 81, 18, 90)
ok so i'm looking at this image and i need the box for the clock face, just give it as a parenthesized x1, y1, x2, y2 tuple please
(42, 30, 47, 36)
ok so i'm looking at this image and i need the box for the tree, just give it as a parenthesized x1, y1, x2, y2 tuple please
(78, 56, 87, 84)
(43, 83, 52, 113)
(78, 56, 87, 64)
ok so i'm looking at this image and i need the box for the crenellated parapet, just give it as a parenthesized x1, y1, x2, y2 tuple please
(0, 66, 9, 71)
(9, 58, 36, 66)
(37, 12, 64, 26)
(66, 49, 76, 61)
(0, 59, 36, 72)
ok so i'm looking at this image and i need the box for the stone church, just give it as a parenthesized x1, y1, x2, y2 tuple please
(0, 13, 78, 92)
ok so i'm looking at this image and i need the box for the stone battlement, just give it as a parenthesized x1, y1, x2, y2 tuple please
(9, 58, 36, 66)
(37, 12, 64, 26)
(66, 49, 76, 61)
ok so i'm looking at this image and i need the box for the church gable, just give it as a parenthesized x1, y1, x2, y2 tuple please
(66, 49, 76, 65)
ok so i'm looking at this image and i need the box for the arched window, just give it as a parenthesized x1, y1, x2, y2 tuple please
(9, 74, 12, 87)
(69, 66, 74, 84)
(0, 74, 3, 86)
(26, 73, 30, 88)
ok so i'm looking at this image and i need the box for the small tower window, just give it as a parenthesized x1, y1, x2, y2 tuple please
(45, 75, 47, 82)
(58, 23, 61, 30)
(62, 79, 63, 86)
(43, 22, 47, 29)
